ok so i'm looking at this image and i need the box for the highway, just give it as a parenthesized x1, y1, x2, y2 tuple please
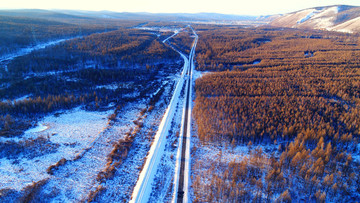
(174, 26, 198, 203)
(130, 26, 197, 203)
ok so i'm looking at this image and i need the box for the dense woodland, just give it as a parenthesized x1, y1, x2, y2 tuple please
(192, 26, 360, 202)
(2, 14, 360, 201)
(167, 27, 195, 55)
(195, 26, 360, 70)
(5, 28, 178, 75)
(0, 26, 181, 137)
(0, 14, 134, 56)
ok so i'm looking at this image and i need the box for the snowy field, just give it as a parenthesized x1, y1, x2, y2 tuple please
(0, 69, 187, 202)
(96, 83, 184, 202)
(0, 107, 113, 193)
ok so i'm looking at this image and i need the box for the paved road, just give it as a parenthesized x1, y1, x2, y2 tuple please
(130, 26, 195, 203)
(176, 26, 198, 203)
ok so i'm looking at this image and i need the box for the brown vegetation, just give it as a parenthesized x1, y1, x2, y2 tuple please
(86, 105, 153, 202)
(192, 26, 360, 201)
(47, 158, 67, 175)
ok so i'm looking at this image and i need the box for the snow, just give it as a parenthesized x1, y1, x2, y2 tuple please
(0, 107, 113, 193)
(137, 26, 179, 33)
(95, 78, 182, 202)
(172, 67, 189, 203)
(24, 123, 48, 134)
(162, 30, 180, 43)
(297, 10, 317, 24)
(315, 6, 339, 18)
(304, 51, 314, 57)
(14, 95, 32, 102)
(2, 94, 32, 104)
(190, 135, 280, 200)
(0, 39, 69, 64)
(130, 34, 190, 203)
(42, 108, 111, 146)
(101, 15, 116, 19)
(172, 26, 197, 203)
(354, 143, 360, 163)
(184, 28, 197, 203)
(331, 16, 360, 33)
(1, 26, 198, 202)
(296, 7, 339, 25)
(95, 84, 119, 90)
(192, 70, 203, 81)
(131, 26, 198, 203)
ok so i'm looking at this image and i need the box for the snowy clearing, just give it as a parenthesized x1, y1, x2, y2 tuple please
(0, 107, 112, 194)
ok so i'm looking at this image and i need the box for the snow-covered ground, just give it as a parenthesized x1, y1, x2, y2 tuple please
(0, 38, 71, 68)
(1, 25, 198, 202)
(136, 26, 181, 33)
(125, 25, 198, 203)
(0, 107, 113, 193)
(173, 26, 198, 203)
(95, 83, 184, 202)
(95, 84, 120, 90)
(189, 131, 280, 201)
(34, 104, 146, 202)
(273, 5, 360, 33)
(130, 28, 190, 203)
(2, 94, 32, 104)
(354, 143, 360, 163)
(331, 16, 360, 33)
(24, 123, 48, 134)
(297, 9, 318, 24)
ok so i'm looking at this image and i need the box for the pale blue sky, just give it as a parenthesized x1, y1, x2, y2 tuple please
(1, 0, 360, 15)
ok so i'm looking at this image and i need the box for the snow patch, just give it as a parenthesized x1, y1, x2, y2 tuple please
(95, 84, 119, 90)
(192, 69, 207, 81)
(297, 10, 317, 24)
(0, 39, 70, 64)
(0, 107, 113, 192)
(331, 16, 360, 33)
(354, 143, 360, 163)
(24, 123, 48, 134)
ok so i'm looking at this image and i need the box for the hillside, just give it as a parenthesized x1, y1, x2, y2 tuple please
(270, 5, 360, 33)
(0, 9, 257, 23)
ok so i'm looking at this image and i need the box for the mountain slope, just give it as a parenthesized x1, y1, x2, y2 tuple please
(270, 5, 360, 33)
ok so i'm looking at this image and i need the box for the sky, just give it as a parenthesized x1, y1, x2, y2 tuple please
(1, 0, 360, 16)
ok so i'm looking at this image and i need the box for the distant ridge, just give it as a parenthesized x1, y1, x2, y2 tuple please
(0, 9, 258, 22)
(270, 5, 360, 33)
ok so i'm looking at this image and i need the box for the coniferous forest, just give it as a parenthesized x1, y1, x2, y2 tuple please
(0, 18, 181, 137)
(1, 8, 360, 202)
(192, 25, 360, 202)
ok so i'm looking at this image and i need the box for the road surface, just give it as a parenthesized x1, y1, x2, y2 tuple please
(174, 25, 198, 203)
(130, 26, 198, 203)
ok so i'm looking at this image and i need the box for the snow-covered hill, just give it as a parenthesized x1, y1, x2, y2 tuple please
(270, 5, 360, 33)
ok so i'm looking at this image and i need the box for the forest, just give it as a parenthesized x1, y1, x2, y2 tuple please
(0, 13, 135, 56)
(192, 26, 360, 202)
(166, 26, 195, 55)
(0, 26, 182, 137)
(5, 28, 179, 74)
